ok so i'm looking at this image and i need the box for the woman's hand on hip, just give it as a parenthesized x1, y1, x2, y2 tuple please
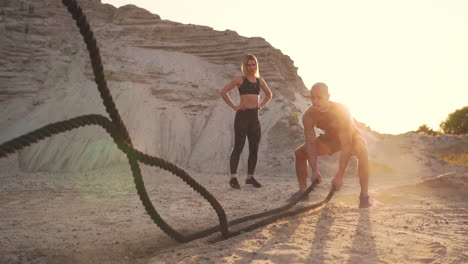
(234, 105, 247, 111)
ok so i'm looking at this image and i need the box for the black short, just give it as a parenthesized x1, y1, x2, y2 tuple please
(317, 133, 341, 154)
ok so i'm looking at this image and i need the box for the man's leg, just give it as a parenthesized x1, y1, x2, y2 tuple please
(352, 135, 369, 196)
(294, 144, 309, 193)
(294, 141, 330, 193)
(352, 134, 371, 208)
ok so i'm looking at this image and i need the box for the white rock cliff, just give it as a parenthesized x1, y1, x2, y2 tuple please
(0, 0, 309, 174)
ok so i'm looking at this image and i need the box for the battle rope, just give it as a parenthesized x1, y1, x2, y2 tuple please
(187, 180, 335, 240)
(0, 0, 336, 243)
(0, 114, 228, 241)
(65, 0, 229, 242)
(0, 114, 334, 241)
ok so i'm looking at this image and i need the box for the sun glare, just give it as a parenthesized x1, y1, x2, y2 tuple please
(102, 0, 468, 134)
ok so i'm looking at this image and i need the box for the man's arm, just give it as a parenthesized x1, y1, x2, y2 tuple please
(302, 110, 320, 177)
(332, 106, 354, 190)
(336, 129, 353, 175)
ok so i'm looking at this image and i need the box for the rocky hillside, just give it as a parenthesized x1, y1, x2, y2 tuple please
(2, 0, 466, 179)
(0, 0, 310, 174)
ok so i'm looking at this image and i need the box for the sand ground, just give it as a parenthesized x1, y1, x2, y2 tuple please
(0, 154, 467, 264)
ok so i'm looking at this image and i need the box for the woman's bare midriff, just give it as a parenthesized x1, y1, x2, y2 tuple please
(238, 94, 260, 109)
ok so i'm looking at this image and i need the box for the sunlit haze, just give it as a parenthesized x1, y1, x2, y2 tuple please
(102, 0, 468, 134)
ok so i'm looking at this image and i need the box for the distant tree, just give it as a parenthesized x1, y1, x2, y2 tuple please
(416, 124, 439, 136)
(440, 106, 468, 135)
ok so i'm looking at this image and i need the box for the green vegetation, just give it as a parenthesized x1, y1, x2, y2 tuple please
(435, 153, 468, 167)
(417, 106, 467, 136)
(416, 124, 440, 136)
(440, 106, 468, 135)
(415, 108, 467, 166)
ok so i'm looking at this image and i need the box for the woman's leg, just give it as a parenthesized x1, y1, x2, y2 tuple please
(230, 112, 247, 176)
(246, 117, 261, 176)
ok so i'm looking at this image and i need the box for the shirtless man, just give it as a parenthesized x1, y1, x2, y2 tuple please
(293, 82, 371, 208)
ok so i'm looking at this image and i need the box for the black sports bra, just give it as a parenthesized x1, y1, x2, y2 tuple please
(238, 77, 260, 95)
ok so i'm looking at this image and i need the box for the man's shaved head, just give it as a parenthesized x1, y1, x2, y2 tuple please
(310, 82, 330, 111)
(311, 82, 329, 95)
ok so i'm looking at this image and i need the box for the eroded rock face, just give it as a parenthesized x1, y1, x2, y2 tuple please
(0, 0, 310, 174)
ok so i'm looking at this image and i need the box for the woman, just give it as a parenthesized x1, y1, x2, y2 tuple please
(219, 54, 273, 189)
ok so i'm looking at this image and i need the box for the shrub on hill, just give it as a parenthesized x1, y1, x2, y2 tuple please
(416, 124, 440, 136)
(440, 106, 468, 135)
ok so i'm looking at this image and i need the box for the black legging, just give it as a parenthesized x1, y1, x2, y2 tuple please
(230, 108, 261, 175)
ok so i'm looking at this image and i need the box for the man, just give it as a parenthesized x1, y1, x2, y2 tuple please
(293, 82, 371, 208)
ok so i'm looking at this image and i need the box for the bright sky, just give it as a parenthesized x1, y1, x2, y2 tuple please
(102, 0, 467, 134)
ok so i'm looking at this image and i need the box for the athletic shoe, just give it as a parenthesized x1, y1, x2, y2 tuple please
(229, 178, 241, 189)
(359, 194, 372, 208)
(245, 177, 262, 188)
